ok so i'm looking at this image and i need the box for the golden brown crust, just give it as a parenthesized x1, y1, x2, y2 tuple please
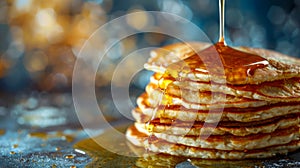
(126, 125, 300, 159)
(145, 42, 300, 85)
(134, 114, 300, 136)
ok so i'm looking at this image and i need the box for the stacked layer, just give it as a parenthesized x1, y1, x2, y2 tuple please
(126, 42, 300, 159)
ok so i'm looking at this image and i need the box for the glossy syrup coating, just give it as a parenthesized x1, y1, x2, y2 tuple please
(164, 42, 269, 84)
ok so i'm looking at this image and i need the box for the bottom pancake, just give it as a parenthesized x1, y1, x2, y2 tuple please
(135, 123, 300, 150)
(126, 125, 300, 159)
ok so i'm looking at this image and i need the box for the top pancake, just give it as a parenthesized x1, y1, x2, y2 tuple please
(150, 73, 300, 102)
(145, 42, 300, 85)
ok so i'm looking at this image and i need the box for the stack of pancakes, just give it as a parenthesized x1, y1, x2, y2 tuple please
(126, 42, 300, 159)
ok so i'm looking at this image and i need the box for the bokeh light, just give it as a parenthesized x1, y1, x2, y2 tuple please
(0, 0, 299, 93)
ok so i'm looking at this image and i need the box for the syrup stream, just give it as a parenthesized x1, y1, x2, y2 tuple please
(219, 0, 226, 44)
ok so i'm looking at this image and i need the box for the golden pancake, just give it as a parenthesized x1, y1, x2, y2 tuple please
(134, 124, 300, 150)
(150, 73, 300, 102)
(126, 125, 300, 159)
(146, 82, 273, 106)
(134, 113, 300, 136)
(135, 94, 300, 122)
(144, 89, 270, 111)
(146, 42, 211, 72)
(145, 42, 300, 85)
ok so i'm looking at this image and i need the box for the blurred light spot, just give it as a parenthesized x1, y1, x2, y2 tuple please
(196, 0, 211, 12)
(267, 6, 286, 25)
(6, 41, 24, 59)
(36, 8, 56, 27)
(52, 73, 68, 88)
(25, 97, 38, 109)
(24, 51, 48, 72)
(126, 9, 150, 30)
(249, 25, 266, 43)
(231, 29, 251, 46)
(283, 18, 297, 35)
(35, 8, 64, 43)
(122, 36, 137, 55)
(105, 39, 124, 60)
(158, 0, 193, 21)
(15, 0, 32, 12)
(226, 9, 244, 28)
(7, 26, 24, 59)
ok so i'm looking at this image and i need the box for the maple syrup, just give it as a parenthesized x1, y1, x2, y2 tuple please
(219, 0, 226, 44)
(28, 131, 74, 142)
(73, 124, 264, 167)
(65, 154, 75, 159)
(162, 41, 269, 85)
(146, 0, 270, 131)
(159, 0, 269, 85)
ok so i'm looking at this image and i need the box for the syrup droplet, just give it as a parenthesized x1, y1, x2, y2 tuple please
(65, 154, 75, 159)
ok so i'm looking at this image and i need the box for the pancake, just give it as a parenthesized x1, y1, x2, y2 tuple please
(146, 82, 273, 106)
(134, 114, 300, 136)
(145, 42, 300, 85)
(135, 94, 300, 122)
(150, 73, 300, 102)
(126, 125, 300, 159)
(144, 90, 270, 111)
(134, 124, 300, 150)
(146, 42, 211, 70)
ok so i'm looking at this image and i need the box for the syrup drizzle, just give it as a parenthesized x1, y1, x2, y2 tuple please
(146, 0, 269, 147)
(219, 0, 226, 44)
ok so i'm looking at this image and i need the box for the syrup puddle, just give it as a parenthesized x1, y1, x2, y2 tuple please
(73, 124, 264, 167)
(28, 131, 75, 142)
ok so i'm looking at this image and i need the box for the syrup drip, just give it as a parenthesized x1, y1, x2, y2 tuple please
(164, 42, 269, 84)
(145, 0, 269, 139)
(159, 0, 269, 85)
(219, 0, 226, 44)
